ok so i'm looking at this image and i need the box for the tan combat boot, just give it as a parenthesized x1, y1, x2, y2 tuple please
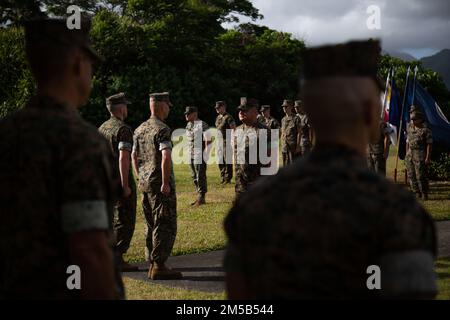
(149, 263, 182, 280)
(197, 194, 206, 206)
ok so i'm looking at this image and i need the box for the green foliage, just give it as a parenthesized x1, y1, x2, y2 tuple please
(429, 153, 450, 181)
(0, 27, 35, 118)
(1, 1, 449, 132)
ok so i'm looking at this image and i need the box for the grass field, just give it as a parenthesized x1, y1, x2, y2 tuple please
(123, 139, 450, 300)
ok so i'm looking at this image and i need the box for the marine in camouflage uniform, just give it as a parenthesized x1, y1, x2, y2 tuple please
(234, 98, 270, 198)
(367, 120, 390, 176)
(294, 100, 313, 157)
(281, 99, 300, 165)
(98, 93, 137, 271)
(0, 19, 124, 299)
(215, 101, 236, 184)
(185, 106, 211, 205)
(132, 92, 181, 280)
(405, 106, 433, 200)
(259, 105, 281, 130)
(224, 40, 437, 299)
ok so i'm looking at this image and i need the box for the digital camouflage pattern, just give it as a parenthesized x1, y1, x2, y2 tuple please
(233, 122, 270, 197)
(133, 116, 177, 264)
(281, 115, 299, 165)
(295, 113, 312, 156)
(0, 96, 123, 299)
(224, 144, 437, 299)
(405, 122, 433, 194)
(99, 116, 137, 255)
(215, 112, 236, 183)
(261, 116, 280, 130)
(186, 119, 210, 195)
(133, 117, 175, 191)
(367, 121, 389, 176)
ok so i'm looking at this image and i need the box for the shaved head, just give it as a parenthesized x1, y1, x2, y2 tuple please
(302, 77, 381, 143)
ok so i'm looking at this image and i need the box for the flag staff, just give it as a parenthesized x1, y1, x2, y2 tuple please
(412, 65, 419, 106)
(381, 68, 392, 119)
(394, 66, 411, 183)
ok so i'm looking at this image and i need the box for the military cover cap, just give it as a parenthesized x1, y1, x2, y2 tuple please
(215, 101, 226, 109)
(410, 105, 424, 120)
(281, 99, 294, 107)
(302, 39, 382, 88)
(260, 105, 271, 112)
(184, 106, 198, 115)
(294, 100, 303, 108)
(106, 92, 131, 111)
(237, 98, 259, 112)
(24, 17, 102, 63)
(149, 92, 172, 106)
(410, 105, 423, 114)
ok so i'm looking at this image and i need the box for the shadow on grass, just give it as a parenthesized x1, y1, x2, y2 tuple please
(179, 275, 225, 282)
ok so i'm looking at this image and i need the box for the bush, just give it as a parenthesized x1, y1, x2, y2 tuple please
(428, 152, 450, 181)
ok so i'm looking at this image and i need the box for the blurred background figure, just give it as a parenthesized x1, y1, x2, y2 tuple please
(224, 40, 437, 300)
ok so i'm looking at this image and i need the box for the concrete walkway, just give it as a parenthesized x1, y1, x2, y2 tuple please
(124, 221, 450, 293)
(125, 250, 226, 293)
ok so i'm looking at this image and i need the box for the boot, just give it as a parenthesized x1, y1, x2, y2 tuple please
(119, 255, 139, 272)
(416, 192, 422, 199)
(196, 194, 206, 206)
(149, 263, 182, 280)
(423, 193, 428, 201)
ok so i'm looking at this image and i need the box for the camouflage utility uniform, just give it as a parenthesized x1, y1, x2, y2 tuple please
(405, 122, 433, 195)
(367, 121, 389, 176)
(234, 122, 270, 198)
(186, 119, 210, 197)
(215, 112, 236, 183)
(281, 114, 299, 165)
(133, 116, 177, 265)
(261, 116, 280, 130)
(0, 96, 123, 299)
(295, 113, 312, 156)
(99, 115, 137, 256)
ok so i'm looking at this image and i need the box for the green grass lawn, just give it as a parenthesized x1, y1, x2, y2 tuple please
(123, 138, 450, 300)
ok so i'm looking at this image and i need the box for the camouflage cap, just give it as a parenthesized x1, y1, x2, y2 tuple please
(410, 105, 423, 114)
(24, 17, 102, 63)
(281, 99, 294, 107)
(149, 92, 172, 106)
(410, 105, 424, 120)
(294, 100, 303, 108)
(106, 92, 131, 111)
(302, 39, 382, 89)
(184, 106, 198, 115)
(237, 98, 259, 112)
(260, 105, 271, 112)
(215, 101, 226, 109)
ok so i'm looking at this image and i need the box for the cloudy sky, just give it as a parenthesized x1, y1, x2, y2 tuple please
(231, 0, 450, 59)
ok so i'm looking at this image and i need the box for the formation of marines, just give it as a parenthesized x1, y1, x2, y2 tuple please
(0, 16, 438, 300)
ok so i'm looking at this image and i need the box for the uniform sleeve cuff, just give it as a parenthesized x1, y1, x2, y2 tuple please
(61, 200, 109, 233)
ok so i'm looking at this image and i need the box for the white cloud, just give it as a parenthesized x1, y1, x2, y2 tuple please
(233, 0, 450, 57)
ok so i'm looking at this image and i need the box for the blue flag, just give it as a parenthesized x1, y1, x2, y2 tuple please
(406, 81, 450, 150)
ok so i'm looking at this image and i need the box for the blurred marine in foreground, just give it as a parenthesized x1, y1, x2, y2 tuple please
(0, 18, 123, 299)
(224, 40, 437, 299)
